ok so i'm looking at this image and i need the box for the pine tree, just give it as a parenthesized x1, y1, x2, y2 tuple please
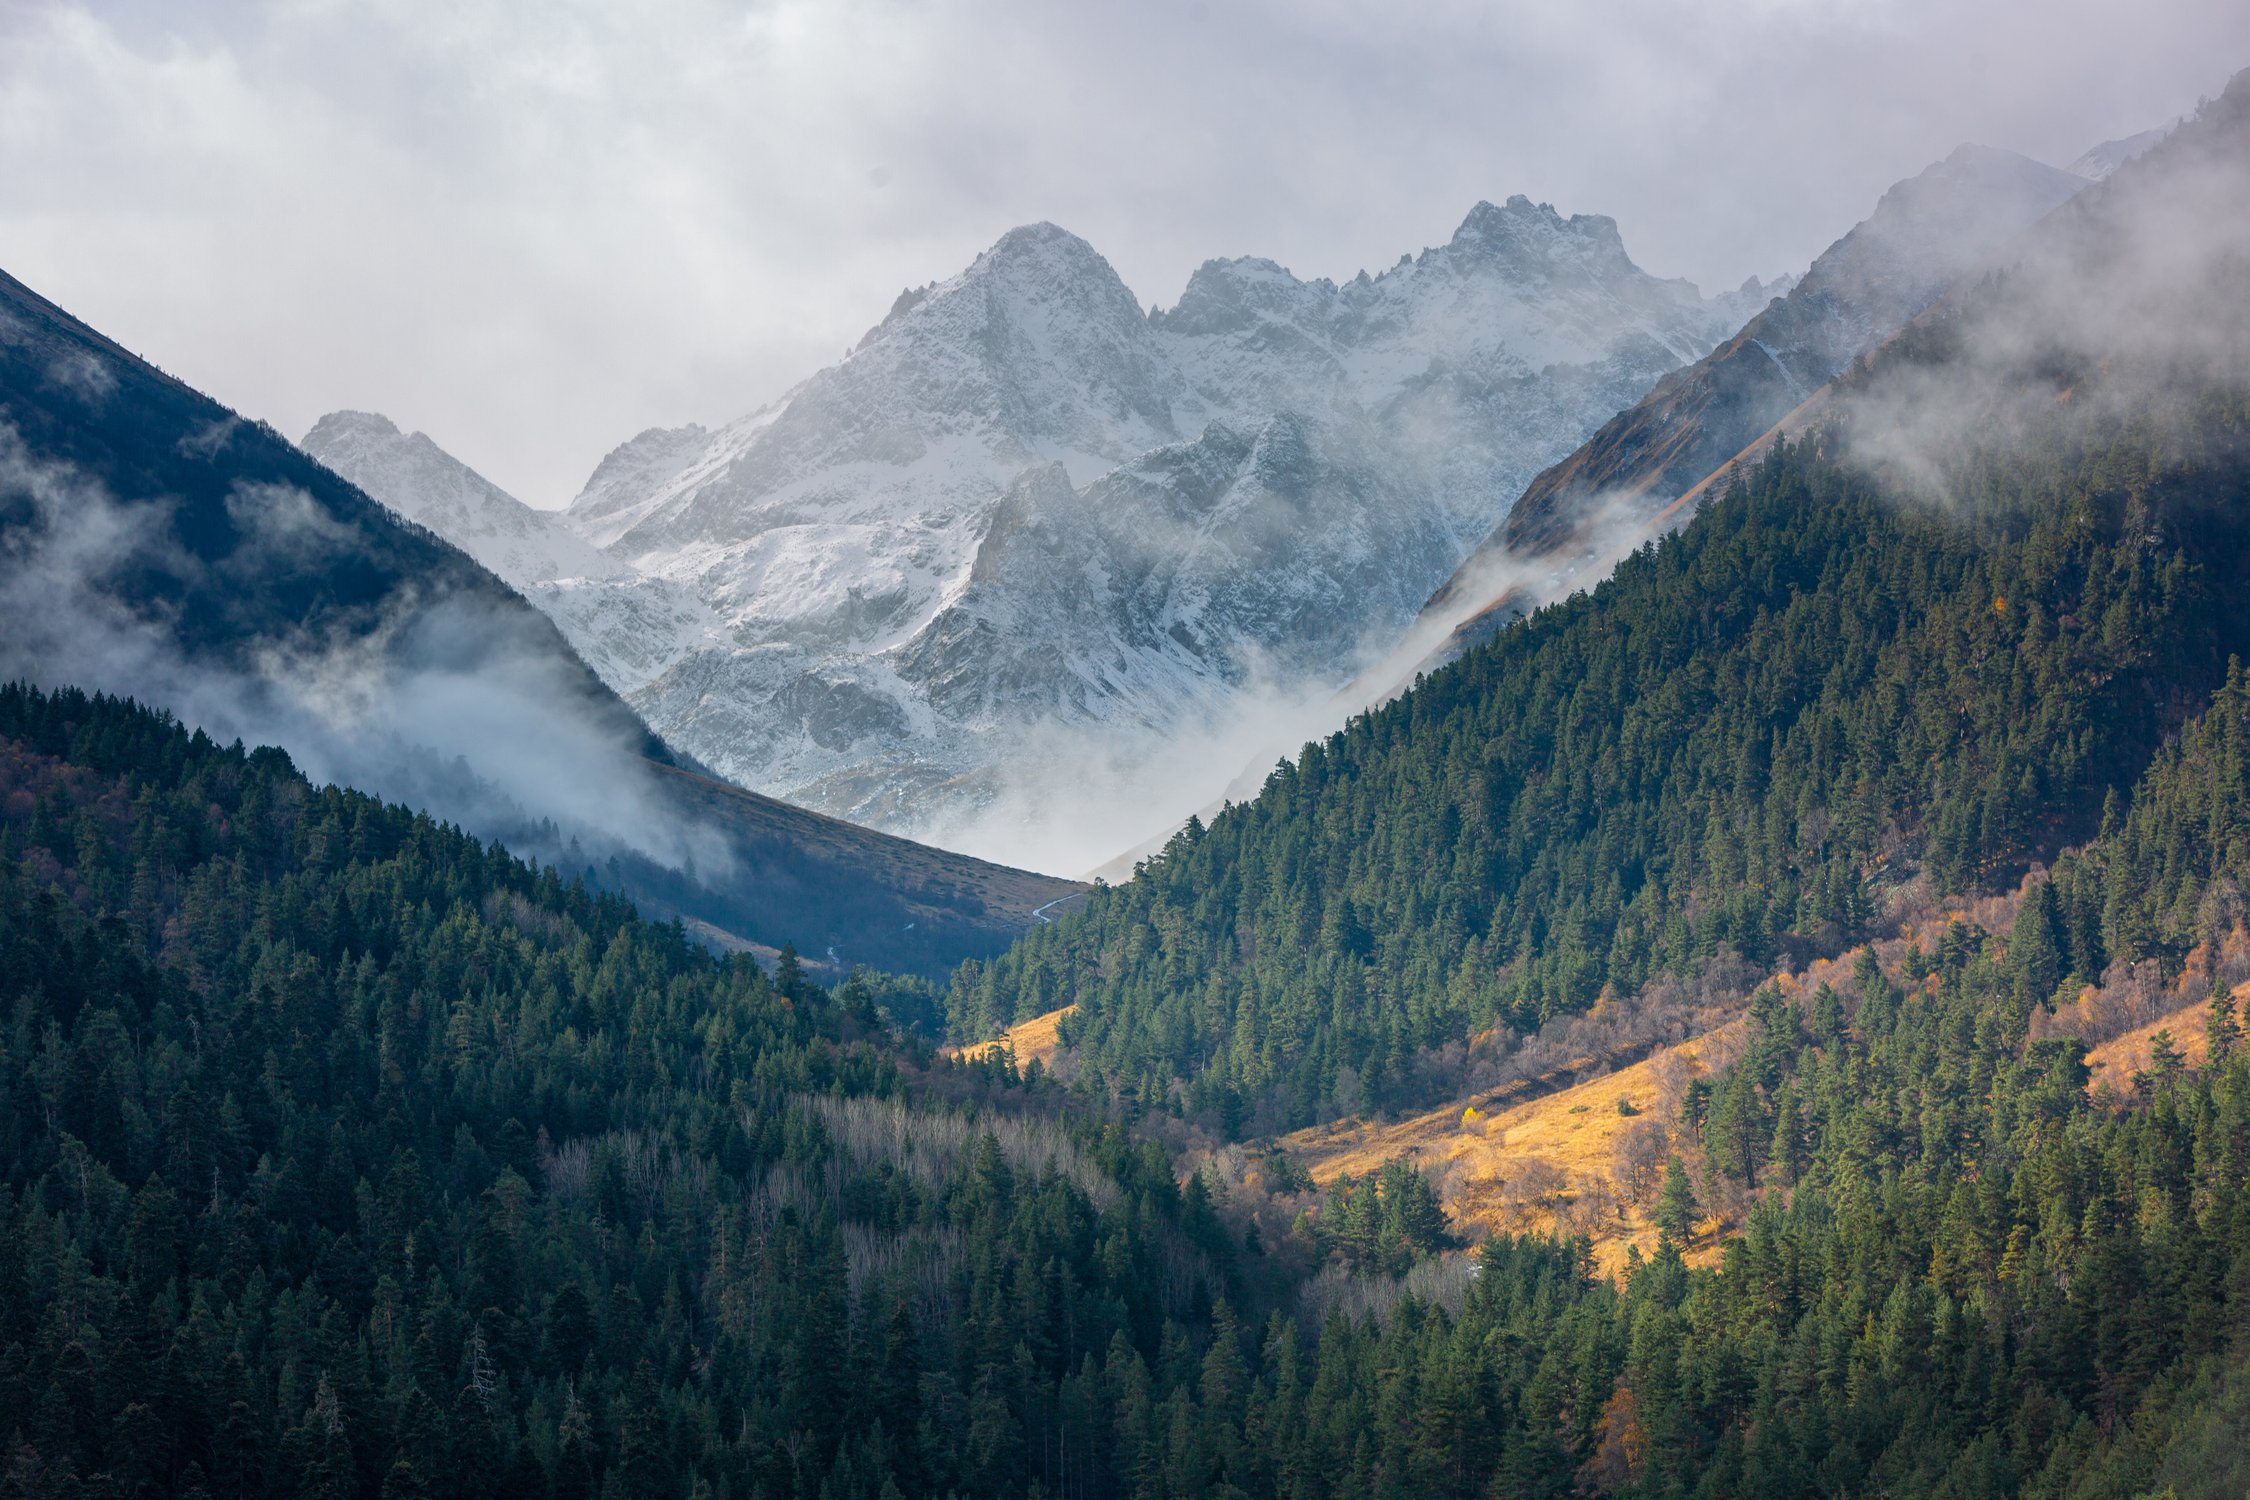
(1655, 1158, 1699, 1248)
(2209, 983, 2244, 1061)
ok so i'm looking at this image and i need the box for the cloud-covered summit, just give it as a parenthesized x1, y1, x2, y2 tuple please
(2, 0, 2237, 505)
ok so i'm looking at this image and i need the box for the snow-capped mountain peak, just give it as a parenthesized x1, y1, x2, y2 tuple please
(1159, 256, 1329, 336)
(591, 220, 1190, 579)
(1446, 195, 1634, 273)
(385, 204, 1779, 867)
(1431, 142, 2085, 591)
(937, 220, 1144, 321)
(569, 422, 712, 549)
(302, 410, 623, 586)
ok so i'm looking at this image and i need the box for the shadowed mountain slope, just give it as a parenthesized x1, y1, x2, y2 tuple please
(1493, 145, 2087, 558)
(0, 266, 1076, 973)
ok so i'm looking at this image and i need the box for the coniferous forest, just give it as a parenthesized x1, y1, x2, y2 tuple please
(5, 51, 2250, 1500)
(8, 664, 2250, 1499)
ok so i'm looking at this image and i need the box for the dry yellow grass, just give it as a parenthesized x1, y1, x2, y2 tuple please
(1283, 1021, 1747, 1277)
(945, 1004, 1076, 1069)
(2085, 1001, 2211, 1095)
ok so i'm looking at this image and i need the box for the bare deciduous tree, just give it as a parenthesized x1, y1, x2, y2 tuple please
(1501, 1158, 1566, 1213)
(1615, 1117, 1670, 1201)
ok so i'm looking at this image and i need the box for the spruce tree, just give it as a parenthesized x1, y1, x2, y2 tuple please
(1655, 1157, 1699, 1248)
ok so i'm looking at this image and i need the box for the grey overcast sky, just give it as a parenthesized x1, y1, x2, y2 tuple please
(3, 1, 2243, 507)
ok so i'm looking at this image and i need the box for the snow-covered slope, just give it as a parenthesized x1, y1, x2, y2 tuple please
(301, 411, 724, 695)
(512, 201, 1777, 861)
(302, 411, 623, 585)
(2067, 121, 2179, 181)
(329, 205, 1773, 865)
(571, 422, 713, 548)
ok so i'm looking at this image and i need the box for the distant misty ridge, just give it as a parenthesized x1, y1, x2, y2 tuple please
(303, 121, 2167, 876)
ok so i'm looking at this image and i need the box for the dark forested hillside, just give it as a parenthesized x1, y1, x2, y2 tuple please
(0, 267, 663, 760)
(956, 408, 2250, 1129)
(1572, 684, 2250, 1499)
(11, 676, 2250, 1500)
(949, 70, 2250, 1135)
(0, 265, 1079, 975)
(0, 684, 1229, 1500)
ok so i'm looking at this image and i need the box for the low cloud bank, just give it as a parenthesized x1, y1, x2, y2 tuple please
(0, 422, 731, 881)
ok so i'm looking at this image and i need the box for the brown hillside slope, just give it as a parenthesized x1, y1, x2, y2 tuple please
(1277, 904, 2025, 1278)
(1283, 1022, 1745, 1276)
(2085, 1002, 2214, 1096)
(945, 1004, 1077, 1069)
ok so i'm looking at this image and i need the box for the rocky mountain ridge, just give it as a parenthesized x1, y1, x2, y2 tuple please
(314, 198, 1780, 867)
(1400, 142, 2092, 682)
